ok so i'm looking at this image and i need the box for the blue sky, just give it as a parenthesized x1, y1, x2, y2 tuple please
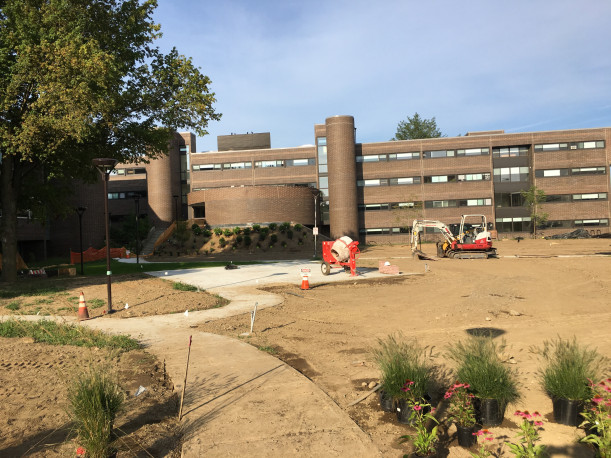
(153, 0, 611, 152)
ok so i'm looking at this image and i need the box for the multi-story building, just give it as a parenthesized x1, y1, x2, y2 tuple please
(11, 115, 611, 260)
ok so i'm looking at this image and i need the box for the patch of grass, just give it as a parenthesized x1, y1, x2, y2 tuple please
(5, 301, 21, 311)
(0, 284, 68, 300)
(67, 296, 79, 305)
(213, 294, 229, 308)
(67, 364, 124, 458)
(0, 319, 140, 351)
(34, 297, 55, 305)
(87, 298, 106, 309)
(58, 306, 77, 313)
(172, 282, 198, 292)
(257, 345, 277, 354)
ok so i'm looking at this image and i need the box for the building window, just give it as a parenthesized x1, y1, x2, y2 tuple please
(389, 177, 420, 185)
(358, 227, 391, 234)
(534, 166, 606, 177)
(388, 152, 419, 160)
(457, 173, 491, 181)
(255, 160, 284, 168)
(535, 140, 605, 151)
(495, 192, 525, 207)
(356, 154, 385, 162)
(573, 192, 607, 200)
(357, 179, 383, 187)
(193, 163, 221, 171)
(492, 146, 529, 157)
(423, 150, 455, 159)
(425, 200, 458, 208)
(496, 217, 532, 232)
(543, 194, 571, 203)
(286, 158, 315, 166)
(456, 147, 489, 157)
(358, 203, 390, 211)
(459, 198, 492, 207)
(493, 167, 529, 182)
(391, 202, 422, 209)
(575, 219, 609, 227)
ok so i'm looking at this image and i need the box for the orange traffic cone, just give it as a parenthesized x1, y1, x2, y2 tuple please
(301, 276, 310, 290)
(78, 292, 90, 321)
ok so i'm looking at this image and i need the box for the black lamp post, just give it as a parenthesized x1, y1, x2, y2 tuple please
(92, 157, 118, 315)
(134, 195, 140, 265)
(173, 194, 179, 222)
(75, 206, 87, 275)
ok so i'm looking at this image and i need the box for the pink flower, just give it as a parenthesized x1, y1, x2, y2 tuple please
(592, 396, 603, 404)
(485, 437, 494, 441)
(413, 405, 422, 411)
(533, 411, 541, 417)
(514, 410, 523, 416)
(473, 430, 484, 436)
(76, 447, 86, 457)
(444, 391, 453, 399)
(534, 421, 544, 426)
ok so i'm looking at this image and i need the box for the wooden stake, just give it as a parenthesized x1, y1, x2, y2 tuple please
(178, 335, 192, 421)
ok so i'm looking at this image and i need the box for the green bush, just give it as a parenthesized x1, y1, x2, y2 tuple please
(372, 333, 431, 400)
(539, 337, 606, 400)
(244, 235, 252, 247)
(243, 227, 251, 235)
(214, 227, 223, 236)
(67, 364, 124, 458)
(269, 222, 277, 231)
(294, 223, 303, 232)
(236, 235, 243, 244)
(191, 224, 202, 236)
(233, 226, 242, 235)
(279, 222, 291, 232)
(260, 227, 269, 236)
(287, 229, 293, 240)
(223, 228, 233, 237)
(252, 224, 261, 232)
(173, 282, 198, 292)
(270, 234, 278, 244)
(203, 229, 212, 237)
(219, 237, 226, 248)
(447, 337, 519, 406)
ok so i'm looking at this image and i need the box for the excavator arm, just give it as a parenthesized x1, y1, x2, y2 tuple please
(410, 220, 456, 255)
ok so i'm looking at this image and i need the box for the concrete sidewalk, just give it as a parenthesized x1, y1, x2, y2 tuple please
(86, 316, 381, 456)
(83, 261, 399, 456)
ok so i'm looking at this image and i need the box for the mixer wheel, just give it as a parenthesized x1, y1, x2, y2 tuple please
(321, 262, 331, 276)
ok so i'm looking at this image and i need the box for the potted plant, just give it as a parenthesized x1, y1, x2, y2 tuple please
(538, 337, 606, 426)
(447, 337, 519, 427)
(372, 333, 432, 420)
(579, 378, 611, 456)
(507, 410, 546, 457)
(399, 381, 439, 457)
(444, 382, 477, 447)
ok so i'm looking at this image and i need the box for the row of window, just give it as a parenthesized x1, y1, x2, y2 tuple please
(496, 217, 609, 232)
(492, 146, 529, 158)
(534, 141, 605, 152)
(358, 202, 422, 211)
(493, 167, 530, 182)
(424, 173, 491, 183)
(357, 177, 420, 187)
(192, 158, 315, 171)
(111, 168, 146, 176)
(107, 191, 147, 200)
(535, 166, 606, 178)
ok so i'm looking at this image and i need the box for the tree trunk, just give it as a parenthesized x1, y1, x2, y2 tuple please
(1, 155, 19, 283)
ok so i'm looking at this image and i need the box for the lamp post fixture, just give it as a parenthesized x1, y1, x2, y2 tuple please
(75, 206, 87, 275)
(134, 195, 140, 265)
(173, 194, 179, 222)
(92, 157, 118, 315)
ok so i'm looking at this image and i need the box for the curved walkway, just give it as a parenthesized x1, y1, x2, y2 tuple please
(82, 261, 400, 456)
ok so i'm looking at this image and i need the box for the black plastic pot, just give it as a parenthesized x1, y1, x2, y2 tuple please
(476, 398, 505, 427)
(395, 398, 431, 425)
(552, 397, 584, 426)
(379, 390, 394, 412)
(456, 424, 477, 447)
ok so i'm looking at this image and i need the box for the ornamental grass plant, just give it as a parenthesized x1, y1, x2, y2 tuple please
(372, 333, 431, 401)
(447, 336, 519, 407)
(67, 364, 124, 458)
(538, 336, 606, 401)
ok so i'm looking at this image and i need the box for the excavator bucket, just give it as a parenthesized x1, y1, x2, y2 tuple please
(413, 249, 438, 261)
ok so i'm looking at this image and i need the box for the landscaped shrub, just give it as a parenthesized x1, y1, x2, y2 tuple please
(294, 223, 303, 232)
(233, 227, 242, 235)
(219, 237, 226, 247)
(67, 364, 124, 458)
(243, 227, 251, 235)
(214, 227, 222, 236)
(223, 228, 233, 237)
(236, 235, 243, 244)
(244, 235, 252, 247)
(252, 224, 261, 232)
(260, 227, 270, 236)
(258, 232, 267, 241)
(269, 222, 277, 231)
(287, 229, 293, 240)
(270, 234, 278, 245)
(279, 222, 291, 232)
(191, 224, 202, 236)
(203, 229, 212, 237)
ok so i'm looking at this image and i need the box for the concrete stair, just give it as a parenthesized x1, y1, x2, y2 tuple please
(141, 225, 170, 256)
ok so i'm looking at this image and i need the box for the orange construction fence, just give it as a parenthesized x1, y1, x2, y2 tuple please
(70, 246, 128, 264)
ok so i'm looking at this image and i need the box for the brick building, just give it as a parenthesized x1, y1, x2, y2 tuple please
(11, 115, 611, 259)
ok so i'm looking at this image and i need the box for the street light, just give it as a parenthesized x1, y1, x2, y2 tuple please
(133, 195, 140, 265)
(173, 194, 179, 222)
(92, 157, 118, 315)
(75, 206, 87, 275)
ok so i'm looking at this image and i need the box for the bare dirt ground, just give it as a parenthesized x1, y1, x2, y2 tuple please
(197, 239, 611, 457)
(1, 238, 610, 457)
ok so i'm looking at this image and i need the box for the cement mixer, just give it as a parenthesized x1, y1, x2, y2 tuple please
(321, 236, 360, 276)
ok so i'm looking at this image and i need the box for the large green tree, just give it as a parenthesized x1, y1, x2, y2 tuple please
(0, 0, 221, 282)
(391, 112, 444, 140)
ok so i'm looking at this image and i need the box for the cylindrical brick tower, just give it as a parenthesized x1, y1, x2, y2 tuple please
(326, 115, 358, 240)
(147, 137, 179, 227)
